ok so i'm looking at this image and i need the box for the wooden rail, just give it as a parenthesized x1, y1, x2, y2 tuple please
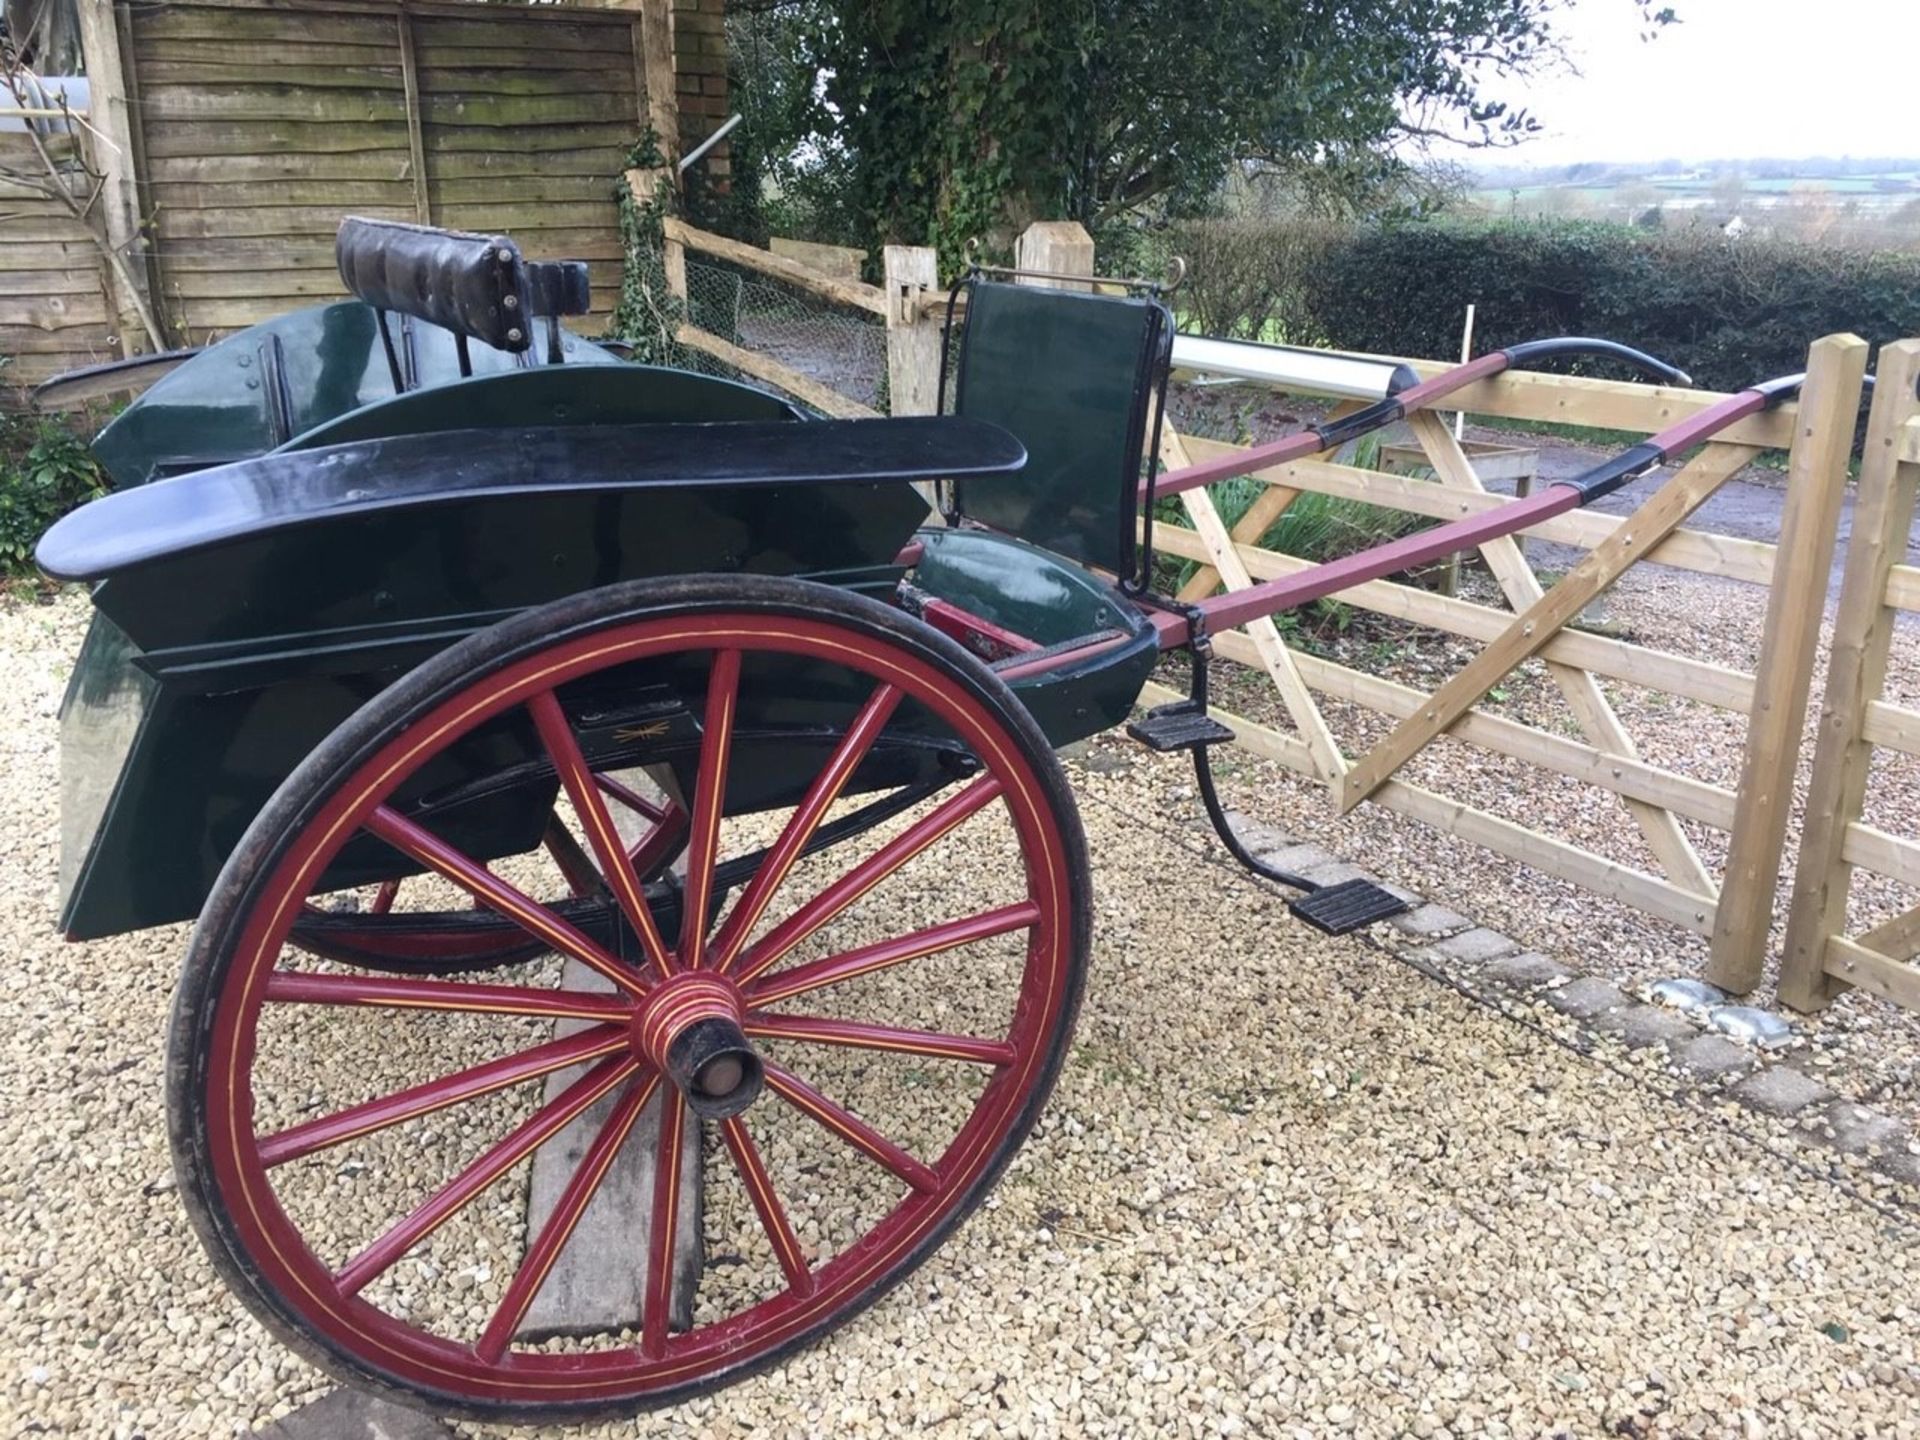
(661, 217, 888, 319)
(650, 212, 946, 443)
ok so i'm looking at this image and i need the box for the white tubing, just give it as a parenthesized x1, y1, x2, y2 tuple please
(1169, 333, 1403, 400)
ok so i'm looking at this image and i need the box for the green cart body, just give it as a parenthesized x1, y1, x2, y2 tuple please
(43, 231, 1160, 942)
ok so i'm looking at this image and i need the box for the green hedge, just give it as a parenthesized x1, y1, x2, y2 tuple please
(1172, 218, 1920, 393)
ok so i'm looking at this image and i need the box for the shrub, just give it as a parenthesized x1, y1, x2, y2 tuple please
(0, 399, 107, 577)
(1179, 217, 1920, 392)
(1163, 216, 1341, 344)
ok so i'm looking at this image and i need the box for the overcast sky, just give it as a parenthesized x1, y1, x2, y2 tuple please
(1475, 0, 1915, 166)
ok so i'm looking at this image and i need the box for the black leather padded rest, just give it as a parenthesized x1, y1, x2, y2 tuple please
(336, 216, 535, 353)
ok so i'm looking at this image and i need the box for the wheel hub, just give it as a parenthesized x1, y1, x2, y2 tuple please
(630, 972, 763, 1120)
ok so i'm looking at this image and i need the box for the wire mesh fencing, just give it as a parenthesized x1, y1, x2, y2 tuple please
(680, 258, 889, 414)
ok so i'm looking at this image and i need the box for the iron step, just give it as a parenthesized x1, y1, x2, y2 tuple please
(1126, 700, 1236, 754)
(1287, 878, 1409, 936)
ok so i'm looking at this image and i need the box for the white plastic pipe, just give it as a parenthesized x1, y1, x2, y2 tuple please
(1168, 333, 1409, 401)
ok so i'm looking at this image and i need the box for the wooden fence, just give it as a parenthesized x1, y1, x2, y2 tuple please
(647, 211, 1911, 1006)
(3, 0, 681, 391)
(1777, 340, 1920, 1012)
(0, 124, 117, 388)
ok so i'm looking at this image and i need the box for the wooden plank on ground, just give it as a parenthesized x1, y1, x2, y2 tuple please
(521, 962, 700, 1341)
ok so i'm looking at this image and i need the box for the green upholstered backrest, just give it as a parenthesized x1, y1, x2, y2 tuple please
(948, 280, 1171, 576)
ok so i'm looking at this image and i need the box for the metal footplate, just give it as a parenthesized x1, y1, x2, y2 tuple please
(1126, 700, 1236, 754)
(1286, 878, 1409, 936)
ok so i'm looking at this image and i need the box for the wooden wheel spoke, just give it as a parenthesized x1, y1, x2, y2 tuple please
(593, 774, 690, 881)
(259, 1024, 627, 1168)
(680, 648, 742, 971)
(745, 1014, 1016, 1067)
(362, 803, 645, 997)
(264, 971, 631, 1023)
(541, 815, 606, 899)
(763, 1063, 938, 1194)
(527, 690, 675, 976)
(746, 902, 1040, 1008)
(475, 1072, 661, 1362)
(709, 682, 904, 975)
(596, 772, 670, 826)
(735, 774, 1005, 987)
(720, 1117, 812, 1294)
(333, 1054, 638, 1297)
(640, 1090, 689, 1358)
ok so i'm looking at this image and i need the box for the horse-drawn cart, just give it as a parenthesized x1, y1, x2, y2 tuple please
(35, 219, 1797, 1420)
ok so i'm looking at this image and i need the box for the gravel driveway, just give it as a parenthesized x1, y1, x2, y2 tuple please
(2, 592, 1917, 1439)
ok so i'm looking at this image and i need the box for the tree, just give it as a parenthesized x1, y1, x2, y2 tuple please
(729, 0, 1673, 261)
(0, 0, 82, 74)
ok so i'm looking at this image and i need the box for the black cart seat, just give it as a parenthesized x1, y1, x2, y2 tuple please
(944, 278, 1174, 580)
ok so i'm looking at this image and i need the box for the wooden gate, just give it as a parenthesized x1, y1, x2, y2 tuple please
(1777, 339, 1920, 1012)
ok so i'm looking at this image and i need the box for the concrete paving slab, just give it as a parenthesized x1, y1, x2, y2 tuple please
(1730, 1065, 1834, 1118)
(256, 1390, 457, 1438)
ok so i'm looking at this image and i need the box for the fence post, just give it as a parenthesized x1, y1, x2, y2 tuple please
(1776, 338, 1920, 1010)
(882, 245, 941, 416)
(1705, 333, 1870, 994)
(74, 0, 156, 355)
(636, 0, 680, 165)
(1015, 221, 1095, 290)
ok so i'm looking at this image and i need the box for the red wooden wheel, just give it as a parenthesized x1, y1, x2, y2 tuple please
(289, 789, 690, 974)
(168, 576, 1089, 1421)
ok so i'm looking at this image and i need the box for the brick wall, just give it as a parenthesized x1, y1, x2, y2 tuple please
(673, 0, 729, 189)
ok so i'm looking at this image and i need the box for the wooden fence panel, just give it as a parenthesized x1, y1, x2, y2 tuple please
(0, 133, 118, 389)
(116, 0, 649, 345)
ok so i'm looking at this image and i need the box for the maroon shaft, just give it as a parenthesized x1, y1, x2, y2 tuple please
(1146, 353, 1510, 502)
(1149, 385, 1771, 651)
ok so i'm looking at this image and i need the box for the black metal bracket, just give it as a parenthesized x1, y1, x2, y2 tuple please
(1125, 595, 1409, 935)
